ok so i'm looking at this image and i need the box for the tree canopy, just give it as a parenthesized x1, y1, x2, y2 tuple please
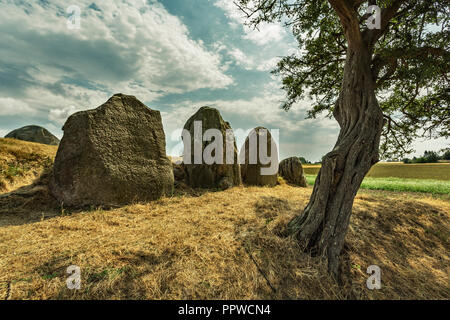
(236, 0, 449, 159)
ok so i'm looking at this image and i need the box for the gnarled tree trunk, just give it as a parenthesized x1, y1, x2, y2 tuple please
(287, 43, 384, 279)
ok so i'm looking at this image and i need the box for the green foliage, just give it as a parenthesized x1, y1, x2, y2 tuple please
(41, 272, 59, 280)
(423, 151, 439, 163)
(404, 150, 442, 164)
(402, 158, 411, 164)
(441, 149, 450, 160)
(235, 0, 449, 159)
(298, 156, 311, 164)
(2, 164, 25, 181)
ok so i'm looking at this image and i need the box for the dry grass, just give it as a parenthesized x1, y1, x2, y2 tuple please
(0, 139, 449, 300)
(304, 162, 450, 180)
(0, 138, 57, 193)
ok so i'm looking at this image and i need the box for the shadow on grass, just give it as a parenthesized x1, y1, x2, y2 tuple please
(246, 194, 450, 299)
(344, 196, 450, 299)
(28, 249, 179, 300)
(0, 170, 62, 227)
(0, 171, 215, 228)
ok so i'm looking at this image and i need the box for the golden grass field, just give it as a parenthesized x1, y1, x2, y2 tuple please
(304, 162, 450, 180)
(0, 138, 449, 300)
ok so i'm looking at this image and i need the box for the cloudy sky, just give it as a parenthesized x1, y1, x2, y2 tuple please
(0, 0, 447, 161)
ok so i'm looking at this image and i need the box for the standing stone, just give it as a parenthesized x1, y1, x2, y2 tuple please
(50, 94, 174, 207)
(172, 163, 186, 183)
(168, 156, 185, 182)
(182, 106, 241, 189)
(240, 127, 278, 187)
(279, 157, 308, 187)
(5, 125, 60, 145)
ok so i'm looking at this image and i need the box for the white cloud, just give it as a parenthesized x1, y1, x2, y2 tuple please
(243, 24, 286, 46)
(213, 42, 281, 72)
(49, 105, 79, 125)
(0, 0, 233, 123)
(412, 137, 449, 158)
(214, 0, 248, 27)
(227, 48, 255, 70)
(0, 98, 35, 116)
(23, 84, 111, 125)
(213, 0, 293, 73)
(256, 57, 280, 71)
(215, 0, 287, 45)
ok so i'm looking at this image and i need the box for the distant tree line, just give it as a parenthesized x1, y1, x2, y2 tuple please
(298, 157, 323, 165)
(299, 157, 311, 165)
(403, 149, 450, 164)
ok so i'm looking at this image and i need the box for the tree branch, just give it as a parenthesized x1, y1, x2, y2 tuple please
(328, 0, 362, 45)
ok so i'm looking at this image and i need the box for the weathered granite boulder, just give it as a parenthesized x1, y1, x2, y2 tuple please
(5, 125, 59, 145)
(182, 106, 241, 189)
(279, 157, 307, 187)
(50, 94, 174, 207)
(240, 127, 278, 187)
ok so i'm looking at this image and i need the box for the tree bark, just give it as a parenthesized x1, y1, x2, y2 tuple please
(287, 43, 384, 279)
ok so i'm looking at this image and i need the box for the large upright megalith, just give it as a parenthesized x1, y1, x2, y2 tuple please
(50, 94, 174, 207)
(279, 157, 307, 187)
(240, 127, 278, 187)
(182, 106, 241, 189)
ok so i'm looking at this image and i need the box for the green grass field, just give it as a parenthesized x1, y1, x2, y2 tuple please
(304, 162, 450, 195)
(305, 175, 450, 194)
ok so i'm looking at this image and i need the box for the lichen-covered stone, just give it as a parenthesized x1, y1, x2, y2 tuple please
(182, 106, 241, 189)
(279, 157, 308, 187)
(50, 94, 174, 207)
(240, 127, 278, 187)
